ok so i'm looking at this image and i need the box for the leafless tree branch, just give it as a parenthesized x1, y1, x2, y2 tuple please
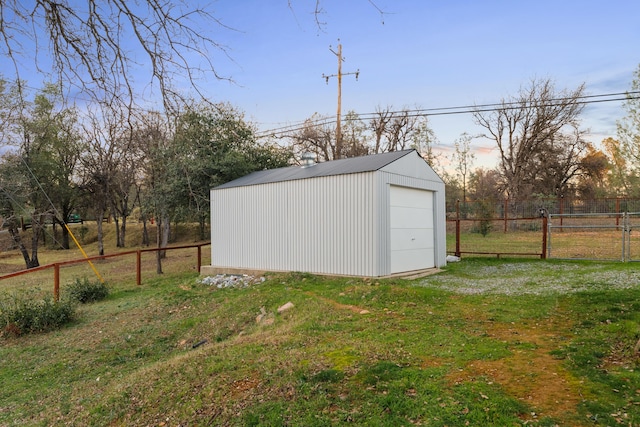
(473, 78, 587, 199)
(1, 0, 234, 114)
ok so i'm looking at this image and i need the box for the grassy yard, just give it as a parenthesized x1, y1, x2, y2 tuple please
(2, 257, 640, 426)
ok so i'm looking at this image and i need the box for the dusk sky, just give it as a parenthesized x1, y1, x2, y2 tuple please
(202, 0, 640, 168)
(3, 0, 639, 169)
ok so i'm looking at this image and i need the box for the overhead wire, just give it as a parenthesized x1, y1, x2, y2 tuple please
(12, 81, 639, 138)
(0, 184, 67, 251)
(254, 91, 640, 139)
(9, 80, 639, 146)
(18, 156, 105, 283)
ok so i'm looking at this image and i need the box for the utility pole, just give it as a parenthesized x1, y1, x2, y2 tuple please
(322, 42, 359, 159)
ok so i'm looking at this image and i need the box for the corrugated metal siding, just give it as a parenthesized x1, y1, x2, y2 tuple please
(211, 172, 380, 276)
(210, 152, 447, 277)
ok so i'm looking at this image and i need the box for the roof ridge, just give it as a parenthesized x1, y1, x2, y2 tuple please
(214, 149, 419, 190)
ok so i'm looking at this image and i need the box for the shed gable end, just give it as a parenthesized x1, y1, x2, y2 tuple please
(380, 152, 442, 183)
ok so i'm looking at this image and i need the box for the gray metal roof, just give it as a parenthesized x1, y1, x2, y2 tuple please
(213, 149, 418, 189)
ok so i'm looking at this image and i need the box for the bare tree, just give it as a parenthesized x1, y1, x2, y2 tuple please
(81, 107, 123, 255)
(450, 133, 477, 202)
(529, 127, 588, 196)
(469, 168, 503, 202)
(370, 106, 393, 154)
(288, 106, 439, 166)
(0, 153, 38, 268)
(618, 64, 640, 182)
(80, 105, 146, 252)
(369, 106, 437, 158)
(370, 106, 420, 153)
(288, 114, 336, 162)
(473, 78, 587, 200)
(109, 133, 143, 248)
(0, 1, 230, 113)
(341, 111, 369, 158)
(136, 112, 174, 273)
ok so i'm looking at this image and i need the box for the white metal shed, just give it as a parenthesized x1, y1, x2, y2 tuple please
(203, 149, 446, 277)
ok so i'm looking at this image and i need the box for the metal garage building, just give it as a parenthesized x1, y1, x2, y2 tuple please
(203, 149, 446, 277)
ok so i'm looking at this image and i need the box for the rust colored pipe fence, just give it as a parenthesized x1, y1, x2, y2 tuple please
(0, 242, 210, 301)
(449, 217, 548, 259)
(450, 200, 548, 259)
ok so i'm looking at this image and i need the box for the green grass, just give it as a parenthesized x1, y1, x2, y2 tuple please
(1, 259, 640, 426)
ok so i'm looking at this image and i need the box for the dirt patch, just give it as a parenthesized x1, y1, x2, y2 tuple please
(447, 318, 590, 425)
(305, 292, 592, 424)
(229, 376, 262, 399)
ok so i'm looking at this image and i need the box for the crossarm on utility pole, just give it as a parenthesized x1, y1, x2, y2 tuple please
(322, 42, 359, 159)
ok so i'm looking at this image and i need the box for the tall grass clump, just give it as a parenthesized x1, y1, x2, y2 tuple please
(0, 291, 76, 336)
(66, 277, 109, 304)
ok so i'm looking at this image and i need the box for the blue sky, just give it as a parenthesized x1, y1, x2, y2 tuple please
(3, 0, 639, 169)
(201, 0, 640, 168)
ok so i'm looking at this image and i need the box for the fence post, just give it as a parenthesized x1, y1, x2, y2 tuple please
(136, 250, 142, 286)
(197, 245, 202, 273)
(54, 263, 60, 301)
(559, 195, 564, 232)
(541, 215, 548, 259)
(455, 199, 461, 257)
(504, 198, 508, 233)
(622, 212, 628, 262)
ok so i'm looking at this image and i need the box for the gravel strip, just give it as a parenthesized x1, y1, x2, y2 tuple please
(198, 274, 265, 289)
(416, 262, 640, 295)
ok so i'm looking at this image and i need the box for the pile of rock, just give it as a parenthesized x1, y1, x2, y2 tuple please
(199, 274, 265, 289)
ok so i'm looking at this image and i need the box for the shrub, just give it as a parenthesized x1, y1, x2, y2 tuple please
(472, 200, 495, 237)
(0, 292, 76, 336)
(78, 225, 89, 243)
(66, 277, 109, 304)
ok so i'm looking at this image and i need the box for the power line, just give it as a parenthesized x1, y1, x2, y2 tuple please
(255, 91, 640, 139)
(11, 80, 639, 141)
(18, 156, 105, 282)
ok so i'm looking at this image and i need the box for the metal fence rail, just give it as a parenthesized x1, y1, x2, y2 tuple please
(445, 198, 640, 262)
(447, 197, 640, 220)
(446, 207, 640, 262)
(447, 217, 547, 259)
(0, 242, 211, 301)
(546, 213, 640, 261)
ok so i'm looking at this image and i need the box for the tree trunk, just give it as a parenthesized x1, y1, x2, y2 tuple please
(8, 226, 34, 269)
(52, 222, 58, 247)
(142, 217, 149, 246)
(60, 220, 70, 249)
(120, 215, 127, 248)
(40, 224, 46, 247)
(155, 219, 163, 274)
(113, 216, 122, 247)
(28, 215, 43, 268)
(96, 209, 105, 256)
(160, 214, 170, 259)
(62, 223, 70, 250)
(199, 213, 207, 241)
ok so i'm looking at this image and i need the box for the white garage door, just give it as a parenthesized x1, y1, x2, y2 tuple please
(390, 186, 434, 273)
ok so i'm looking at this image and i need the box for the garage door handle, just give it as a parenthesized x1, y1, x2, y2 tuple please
(411, 237, 415, 241)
